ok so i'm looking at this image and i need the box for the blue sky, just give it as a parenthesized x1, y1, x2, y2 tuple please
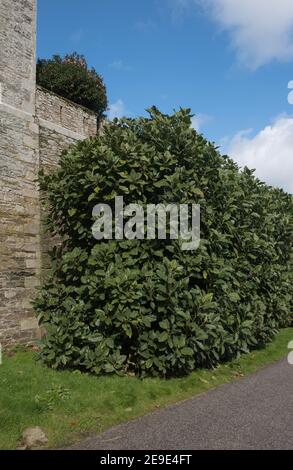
(37, 0, 293, 193)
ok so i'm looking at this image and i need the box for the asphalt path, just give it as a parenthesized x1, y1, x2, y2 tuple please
(69, 358, 293, 450)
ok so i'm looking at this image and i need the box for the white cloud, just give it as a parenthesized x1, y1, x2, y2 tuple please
(108, 99, 126, 120)
(172, 0, 293, 68)
(226, 116, 293, 193)
(108, 60, 132, 71)
(288, 80, 293, 104)
(191, 114, 211, 131)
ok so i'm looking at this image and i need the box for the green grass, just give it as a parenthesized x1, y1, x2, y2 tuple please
(1, 327, 292, 450)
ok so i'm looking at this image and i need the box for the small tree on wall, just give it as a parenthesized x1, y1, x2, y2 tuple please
(36, 52, 108, 123)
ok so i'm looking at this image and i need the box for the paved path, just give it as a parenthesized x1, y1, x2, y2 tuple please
(69, 359, 293, 450)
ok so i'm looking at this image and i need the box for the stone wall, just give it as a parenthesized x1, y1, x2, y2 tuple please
(0, 0, 40, 346)
(36, 86, 97, 142)
(0, 89, 97, 348)
(0, 0, 36, 114)
(0, 0, 98, 347)
(36, 86, 97, 171)
(36, 87, 97, 278)
(0, 111, 40, 346)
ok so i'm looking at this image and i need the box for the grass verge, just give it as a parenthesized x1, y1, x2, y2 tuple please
(1, 327, 292, 450)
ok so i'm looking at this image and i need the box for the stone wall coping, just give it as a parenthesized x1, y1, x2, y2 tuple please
(37, 117, 89, 140)
(0, 102, 35, 122)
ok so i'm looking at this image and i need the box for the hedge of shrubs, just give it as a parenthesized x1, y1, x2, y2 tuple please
(35, 108, 293, 377)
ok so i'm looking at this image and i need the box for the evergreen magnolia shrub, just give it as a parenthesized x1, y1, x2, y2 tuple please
(36, 53, 108, 121)
(35, 108, 293, 377)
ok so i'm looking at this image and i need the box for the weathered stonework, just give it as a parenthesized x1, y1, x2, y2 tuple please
(36, 87, 97, 141)
(36, 87, 97, 279)
(0, 0, 98, 347)
(36, 86, 97, 171)
(0, 0, 36, 114)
